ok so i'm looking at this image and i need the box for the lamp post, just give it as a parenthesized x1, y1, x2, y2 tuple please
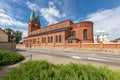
(30, 54, 32, 61)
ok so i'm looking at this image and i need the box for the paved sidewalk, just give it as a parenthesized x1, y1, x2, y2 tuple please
(18, 47, 120, 55)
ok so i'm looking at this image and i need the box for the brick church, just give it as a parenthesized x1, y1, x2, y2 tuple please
(23, 10, 94, 48)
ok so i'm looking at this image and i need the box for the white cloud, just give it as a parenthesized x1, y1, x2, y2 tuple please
(0, 1, 28, 38)
(49, 1, 55, 8)
(86, 7, 120, 40)
(0, 1, 13, 17)
(74, 17, 83, 23)
(26, 1, 66, 25)
(96, 29, 105, 33)
(0, 8, 27, 29)
(40, 1, 66, 25)
(26, 2, 40, 11)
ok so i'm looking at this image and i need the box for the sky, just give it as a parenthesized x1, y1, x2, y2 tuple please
(0, 0, 120, 40)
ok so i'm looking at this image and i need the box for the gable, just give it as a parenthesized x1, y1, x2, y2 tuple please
(0, 29, 8, 36)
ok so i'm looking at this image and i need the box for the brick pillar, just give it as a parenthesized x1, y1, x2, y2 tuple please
(100, 42, 103, 50)
(64, 41, 66, 48)
(39, 43, 41, 48)
(79, 41, 81, 49)
(45, 43, 47, 48)
(53, 43, 55, 48)
(34, 43, 35, 48)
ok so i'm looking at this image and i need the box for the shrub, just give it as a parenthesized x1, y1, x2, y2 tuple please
(0, 50, 24, 66)
(3, 60, 120, 80)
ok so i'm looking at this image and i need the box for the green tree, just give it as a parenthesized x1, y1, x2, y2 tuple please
(4, 28, 14, 42)
(4, 28, 22, 44)
(14, 30, 22, 44)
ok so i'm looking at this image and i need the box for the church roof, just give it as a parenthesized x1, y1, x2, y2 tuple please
(66, 35, 79, 40)
(24, 27, 71, 38)
(66, 31, 80, 40)
(35, 27, 71, 36)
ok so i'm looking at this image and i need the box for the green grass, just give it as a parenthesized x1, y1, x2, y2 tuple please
(2, 60, 120, 80)
(0, 50, 24, 66)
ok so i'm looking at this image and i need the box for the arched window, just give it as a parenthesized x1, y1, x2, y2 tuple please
(48, 37, 50, 43)
(83, 29, 87, 40)
(38, 38, 39, 44)
(59, 35, 62, 43)
(56, 35, 58, 43)
(44, 37, 46, 43)
(51, 36, 53, 43)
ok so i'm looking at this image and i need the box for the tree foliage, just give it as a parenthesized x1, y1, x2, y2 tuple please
(4, 28, 22, 44)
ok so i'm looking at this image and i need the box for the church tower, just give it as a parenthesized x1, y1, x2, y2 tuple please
(28, 10, 41, 36)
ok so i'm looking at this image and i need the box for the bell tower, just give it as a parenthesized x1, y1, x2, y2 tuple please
(28, 10, 41, 36)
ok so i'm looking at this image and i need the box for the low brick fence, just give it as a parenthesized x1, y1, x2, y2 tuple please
(17, 42, 120, 50)
(0, 42, 16, 51)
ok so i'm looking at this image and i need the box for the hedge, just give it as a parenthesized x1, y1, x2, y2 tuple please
(0, 50, 24, 66)
(3, 60, 120, 80)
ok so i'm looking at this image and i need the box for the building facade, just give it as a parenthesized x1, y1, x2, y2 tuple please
(111, 38, 120, 43)
(0, 28, 8, 42)
(94, 34, 110, 43)
(23, 10, 94, 48)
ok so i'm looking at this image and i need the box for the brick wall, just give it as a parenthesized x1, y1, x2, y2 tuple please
(29, 20, 72, 36)
(76, 21, 94, 43)
(0, 29, 8, 42)
(0, 35, 8, 42)
(17, 42, 120, 50)
(0, 42, 16, 51)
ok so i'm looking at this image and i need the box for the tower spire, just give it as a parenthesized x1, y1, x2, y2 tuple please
(35, 13, 40, 22)
(30, 9, 35, 21)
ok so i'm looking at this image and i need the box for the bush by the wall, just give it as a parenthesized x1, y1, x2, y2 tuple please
(0, 50, 24, 66)
(3, 60, 120, 80)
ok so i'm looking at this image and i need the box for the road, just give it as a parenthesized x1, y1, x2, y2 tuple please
(17, 48, 120, 69)
(0, 48, 120, 80)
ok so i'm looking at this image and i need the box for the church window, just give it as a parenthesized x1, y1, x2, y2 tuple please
(44, 37, 46, 43)
(59, 35, 62, 43)
(48, 37, 50, 43)
(83, 29, 87, 40)
(38, 38, 39, 44)
(51, 36, 53, 43)
(56, 35, 58, 43)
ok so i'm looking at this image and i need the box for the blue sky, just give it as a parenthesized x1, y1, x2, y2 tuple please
(0, 0, 120, 40)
